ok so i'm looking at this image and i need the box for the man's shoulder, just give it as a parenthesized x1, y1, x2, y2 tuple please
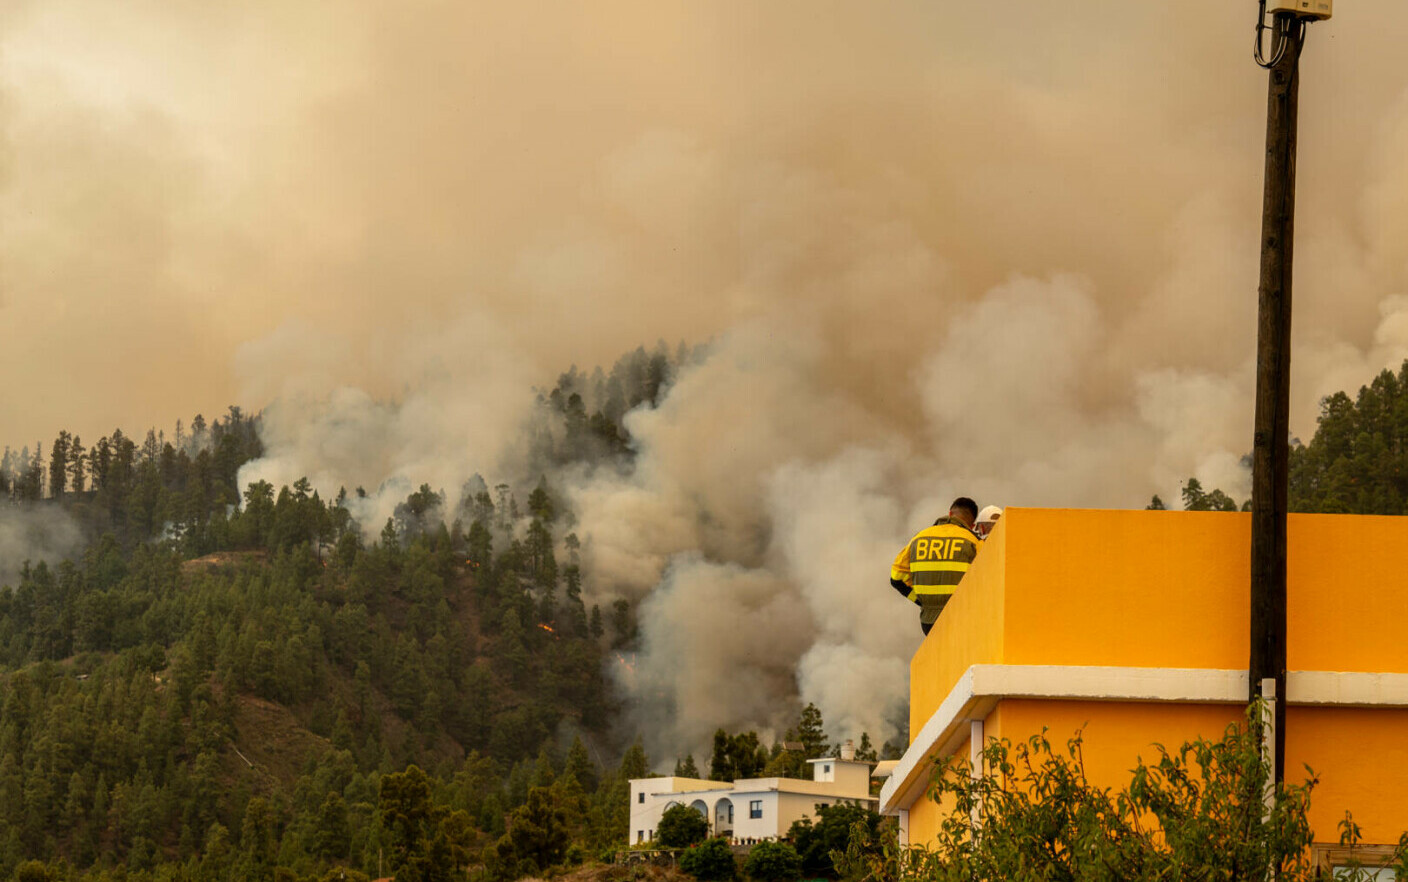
(913, 519, 980, 541)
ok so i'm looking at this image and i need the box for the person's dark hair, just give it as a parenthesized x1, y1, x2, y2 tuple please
(949, 497, 979, 521)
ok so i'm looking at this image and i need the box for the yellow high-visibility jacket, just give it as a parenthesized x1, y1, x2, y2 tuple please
(890, 517, 981, 625)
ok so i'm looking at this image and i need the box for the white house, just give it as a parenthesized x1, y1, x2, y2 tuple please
(628, 747, 877, 846)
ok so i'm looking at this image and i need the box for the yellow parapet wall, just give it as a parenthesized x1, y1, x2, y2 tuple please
(909, 514, 1008, 738)
(901, 507, 1408, 849)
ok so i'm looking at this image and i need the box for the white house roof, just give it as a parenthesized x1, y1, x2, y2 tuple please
(730, 777, 872, 798)
(643, 776, 726, 794)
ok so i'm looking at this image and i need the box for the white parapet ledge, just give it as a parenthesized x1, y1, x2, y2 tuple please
(1287, 670, 1408, 707)
(880, 665, 1408, 815)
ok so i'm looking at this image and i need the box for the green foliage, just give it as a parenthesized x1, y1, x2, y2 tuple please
(619, 739, 649, 781)
(838, 706, 1407, 882)
(0, 439, 629, 881)
(743, 840, 803, 882)
(0, 344, 838, 882)
(12, 860, 54, 882)
(674, 754, 701, 779)
(1180, 477, 1243, 512)
(854, 733, 878, 763)
(535, 343, 694, 469)
(796, 703, 828, 760)
(788, 804, 881, 878)
(0, 409, 264, 551)
(657, 803, 709, 849)
(709, 730, 767, 782)
(680, 837, 738, 881)
(1290, 361, 1408, 514)
(486, 787, 571, 879)
(1167, 358, 1408, 516)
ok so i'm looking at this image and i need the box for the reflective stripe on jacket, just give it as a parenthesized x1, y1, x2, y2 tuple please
(890, 518, 981, 603)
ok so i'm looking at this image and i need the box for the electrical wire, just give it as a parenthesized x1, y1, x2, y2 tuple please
(1255, 2, 1309, 70)
(1255, 1, 1285, 68)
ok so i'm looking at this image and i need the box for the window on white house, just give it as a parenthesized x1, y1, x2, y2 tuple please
(638, 792, 645, 803)
(1313, 844, 1399, 879)
(749, 800, 762, 819)
(824, 764, 831, 774)
(638, 830, 644, 842)
(728, 804, 734, 823)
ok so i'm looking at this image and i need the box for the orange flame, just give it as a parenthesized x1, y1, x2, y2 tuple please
(538, 623, 556, 633)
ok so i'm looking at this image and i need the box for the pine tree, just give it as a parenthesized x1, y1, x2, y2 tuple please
(855, 732, 878, 763)
(48, 432, 70, 499)
(798, 703, 829, 759)
(564, 736, 598, 793)
(619, 738, 649, 780)
(709, 729, 733, 781)
(674, 754, 701, 778)
(68, 435, 86, 493)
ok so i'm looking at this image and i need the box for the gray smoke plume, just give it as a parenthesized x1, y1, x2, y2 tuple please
(9, 1, 1408, 762)
(0, 505, 84, 590)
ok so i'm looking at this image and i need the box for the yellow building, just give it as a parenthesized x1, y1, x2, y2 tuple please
(879, 508, 1408, 864)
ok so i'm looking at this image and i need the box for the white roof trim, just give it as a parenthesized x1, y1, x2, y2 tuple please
(880, 665, 1408, 815)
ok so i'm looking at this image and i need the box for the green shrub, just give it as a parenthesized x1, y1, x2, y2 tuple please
(659, 803, 710, 848)
(834, 703, 1408, 882)
(744, 840, 802, 882)
(788, 804, 880, 878)
(680, 837, 737, 881)
(13, 862, 55, 882)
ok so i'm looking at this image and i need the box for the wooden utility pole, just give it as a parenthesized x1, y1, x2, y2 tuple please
(1250, 13, 1303, 791)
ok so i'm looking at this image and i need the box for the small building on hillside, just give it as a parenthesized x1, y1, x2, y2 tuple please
(879, 508, 1408, 875)
(630, 748, 877, 845)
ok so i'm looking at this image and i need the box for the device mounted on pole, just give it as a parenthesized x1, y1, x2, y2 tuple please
(1266, 0, 1331, 21)
(1249, 0, 1326, 795)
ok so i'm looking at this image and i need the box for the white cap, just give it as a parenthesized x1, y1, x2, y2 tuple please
(977, 505, 1003, 525)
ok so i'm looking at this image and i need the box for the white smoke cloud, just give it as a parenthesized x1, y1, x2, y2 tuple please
(235, 310, 538, 530)
(14, 1, 1408, 766)
(0, 505, 84, 590)
(770, 450, 914, 743)
(632, 556, 814, 746)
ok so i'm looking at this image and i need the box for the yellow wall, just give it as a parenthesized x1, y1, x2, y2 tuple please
(1289, 706, 1408, 844)
(909, 522, 1007, 737)
(904, 508, 1408, 848)
(909, 702, 1239, 850)
(987, 699, 1241, 792)
(912, 508, 1408, 730)
(910, 701, 1408, 849)
(1002, 509, 1247, 669)
(1287, 513, 1408, 674)
(904, 732, 970, 850)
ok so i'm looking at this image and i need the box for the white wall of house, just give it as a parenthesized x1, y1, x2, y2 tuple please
(629, 777, 728, 845)
(728, 791, 781, 841)
(807, 758, 873, 796)
(628, 762, 878, 845)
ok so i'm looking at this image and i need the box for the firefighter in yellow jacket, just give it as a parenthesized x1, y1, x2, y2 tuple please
(890, 497, 982, 634)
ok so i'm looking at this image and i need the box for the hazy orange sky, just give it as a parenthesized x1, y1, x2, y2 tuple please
(5, 1, 1408, 457)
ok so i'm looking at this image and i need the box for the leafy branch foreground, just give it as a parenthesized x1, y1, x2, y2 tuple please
(838, 707, 1408, 882)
